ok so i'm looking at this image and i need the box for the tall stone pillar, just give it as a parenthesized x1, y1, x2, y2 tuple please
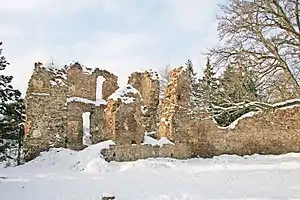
(105, 85, 144, 145)
(128, 70, 160, 133)
(157, 67, 190, 142)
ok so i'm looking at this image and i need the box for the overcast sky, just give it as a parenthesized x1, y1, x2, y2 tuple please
(1, 0, 227, 94)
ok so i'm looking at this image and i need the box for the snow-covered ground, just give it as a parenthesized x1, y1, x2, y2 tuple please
(1, 141, 300, 200)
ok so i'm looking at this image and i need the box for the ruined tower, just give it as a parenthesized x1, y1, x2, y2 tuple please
(157, 66, 190, 142)
(128, 70, 160, 133)
(105, 85, 144, 145)
(23, 63, 68, 161)
(23, 62, 119, 160)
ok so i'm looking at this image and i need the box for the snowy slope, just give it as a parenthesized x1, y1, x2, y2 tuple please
(1, 141, 300, 200)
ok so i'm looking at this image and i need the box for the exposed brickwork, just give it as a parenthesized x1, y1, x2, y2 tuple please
(67, 63, 118, 101)
(93, 68, 119, 100)
(66, 102, 95, 150)
(23, 63, 117, 161)
(128, 70, 160, 132)
(68, 63, 96, 100)
(176, 107, 300, 157)
(24, 63, 300, 162)
(105, 85, 144, 145)
(90, 105, 107, 144)
(101, 143, 193, 162)
(157, 67, 190, 142)
(23, 63, 68, 161)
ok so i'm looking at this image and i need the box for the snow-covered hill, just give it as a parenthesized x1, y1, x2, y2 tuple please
(1, 141, 300, 200)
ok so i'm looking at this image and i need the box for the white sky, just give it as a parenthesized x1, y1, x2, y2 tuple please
(0, 0, 227, 94)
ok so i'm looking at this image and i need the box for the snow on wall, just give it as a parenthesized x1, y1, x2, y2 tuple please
(217, 99, 300, 130)
(160, 118, 168, 125)
(146, 69, 159, 80)
(50, 80, 57, 86)
(3, 143, 300, 199)
(82, 66, 93, 75)
(96, 76, 106, 100)
(273, 98, 300, 107)
(67, 97, 107, 106)
(218, 111, 258, 130)
(31, 93, 50, 96)
(42, 62, 64, 70)
(82, 112, 92, 146)
(136, 69, 159, 80)
(65, 62, 93, 75)
(40, 63, 68, 80)
(108, 84, 140, 104)
(142, 135, 174, 146)
(50, 78, 67, 87)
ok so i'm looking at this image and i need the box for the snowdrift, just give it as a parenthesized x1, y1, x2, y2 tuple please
(2, 141, 300, 199)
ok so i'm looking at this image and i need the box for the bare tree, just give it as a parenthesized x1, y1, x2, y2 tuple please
(263, 70, 298, 102)
(158, 64, 172, 97)
(208, 0, 300, 96)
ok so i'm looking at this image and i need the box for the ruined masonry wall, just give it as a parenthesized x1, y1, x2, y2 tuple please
(67, 63, 96, 100)
(186, 107, 300, 157)
(128, 70, 160, 133)
(157, 67, 190, 142)
(93, 68, 118, 100)
(24, 63, 118, 160)
(24, 63, 68, 161)
(66, 102, 103, 150)
(90, 105, 107, 144)
(105, 85, 144, 145)
(101, 143, 192, 162)
(67, 64, 118, 101)
(101, 106, 300, 162)
(24, 63, 300, 163)
(66, 64, 118, 150)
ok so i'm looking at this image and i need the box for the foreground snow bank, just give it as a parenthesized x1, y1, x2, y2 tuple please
(22, 140, 116, 172)
(1, 141, 300, 199)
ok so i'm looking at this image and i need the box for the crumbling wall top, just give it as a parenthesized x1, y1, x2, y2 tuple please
(67, 63, 96, 100)
(106, 84, 144, 145)
(164, 66, 190, 106)
(93, 68, 119, 100)
(26, 62, 67, 97)
(108, 84, 140, 104)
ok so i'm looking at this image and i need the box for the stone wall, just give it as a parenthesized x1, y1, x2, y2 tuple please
(66, 63, 118, 150)
(101, 143, 193, 162)
(24, 62, 118, 160)
(102, 106, 300, 161)
(157, 67, 190, 142)
(93, 68, 118, 100)
(128, 70, 160, 133)
(90, 105, 107, 144)
(67, 64, 118, 101)
(68, 63, 96, 100)
(23, 63, 68, 161)
(66, 102, 95, 150)
(105, 85, 144, 145)
(179, 107, 300, 157)
(24, 63, 300, 162)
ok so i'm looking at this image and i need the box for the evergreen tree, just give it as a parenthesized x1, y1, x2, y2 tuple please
(220, 65, 258, 103)
(185, 59, 197, 85)
(196, 58, 221, 112)
(0, 42, 25, 166)
(185, 59, 200, 108)
(193, 58, 260, 126)
(212, 64, 260, 126)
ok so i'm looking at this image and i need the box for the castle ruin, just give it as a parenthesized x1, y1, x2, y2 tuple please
(23, 62, 300, 162)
